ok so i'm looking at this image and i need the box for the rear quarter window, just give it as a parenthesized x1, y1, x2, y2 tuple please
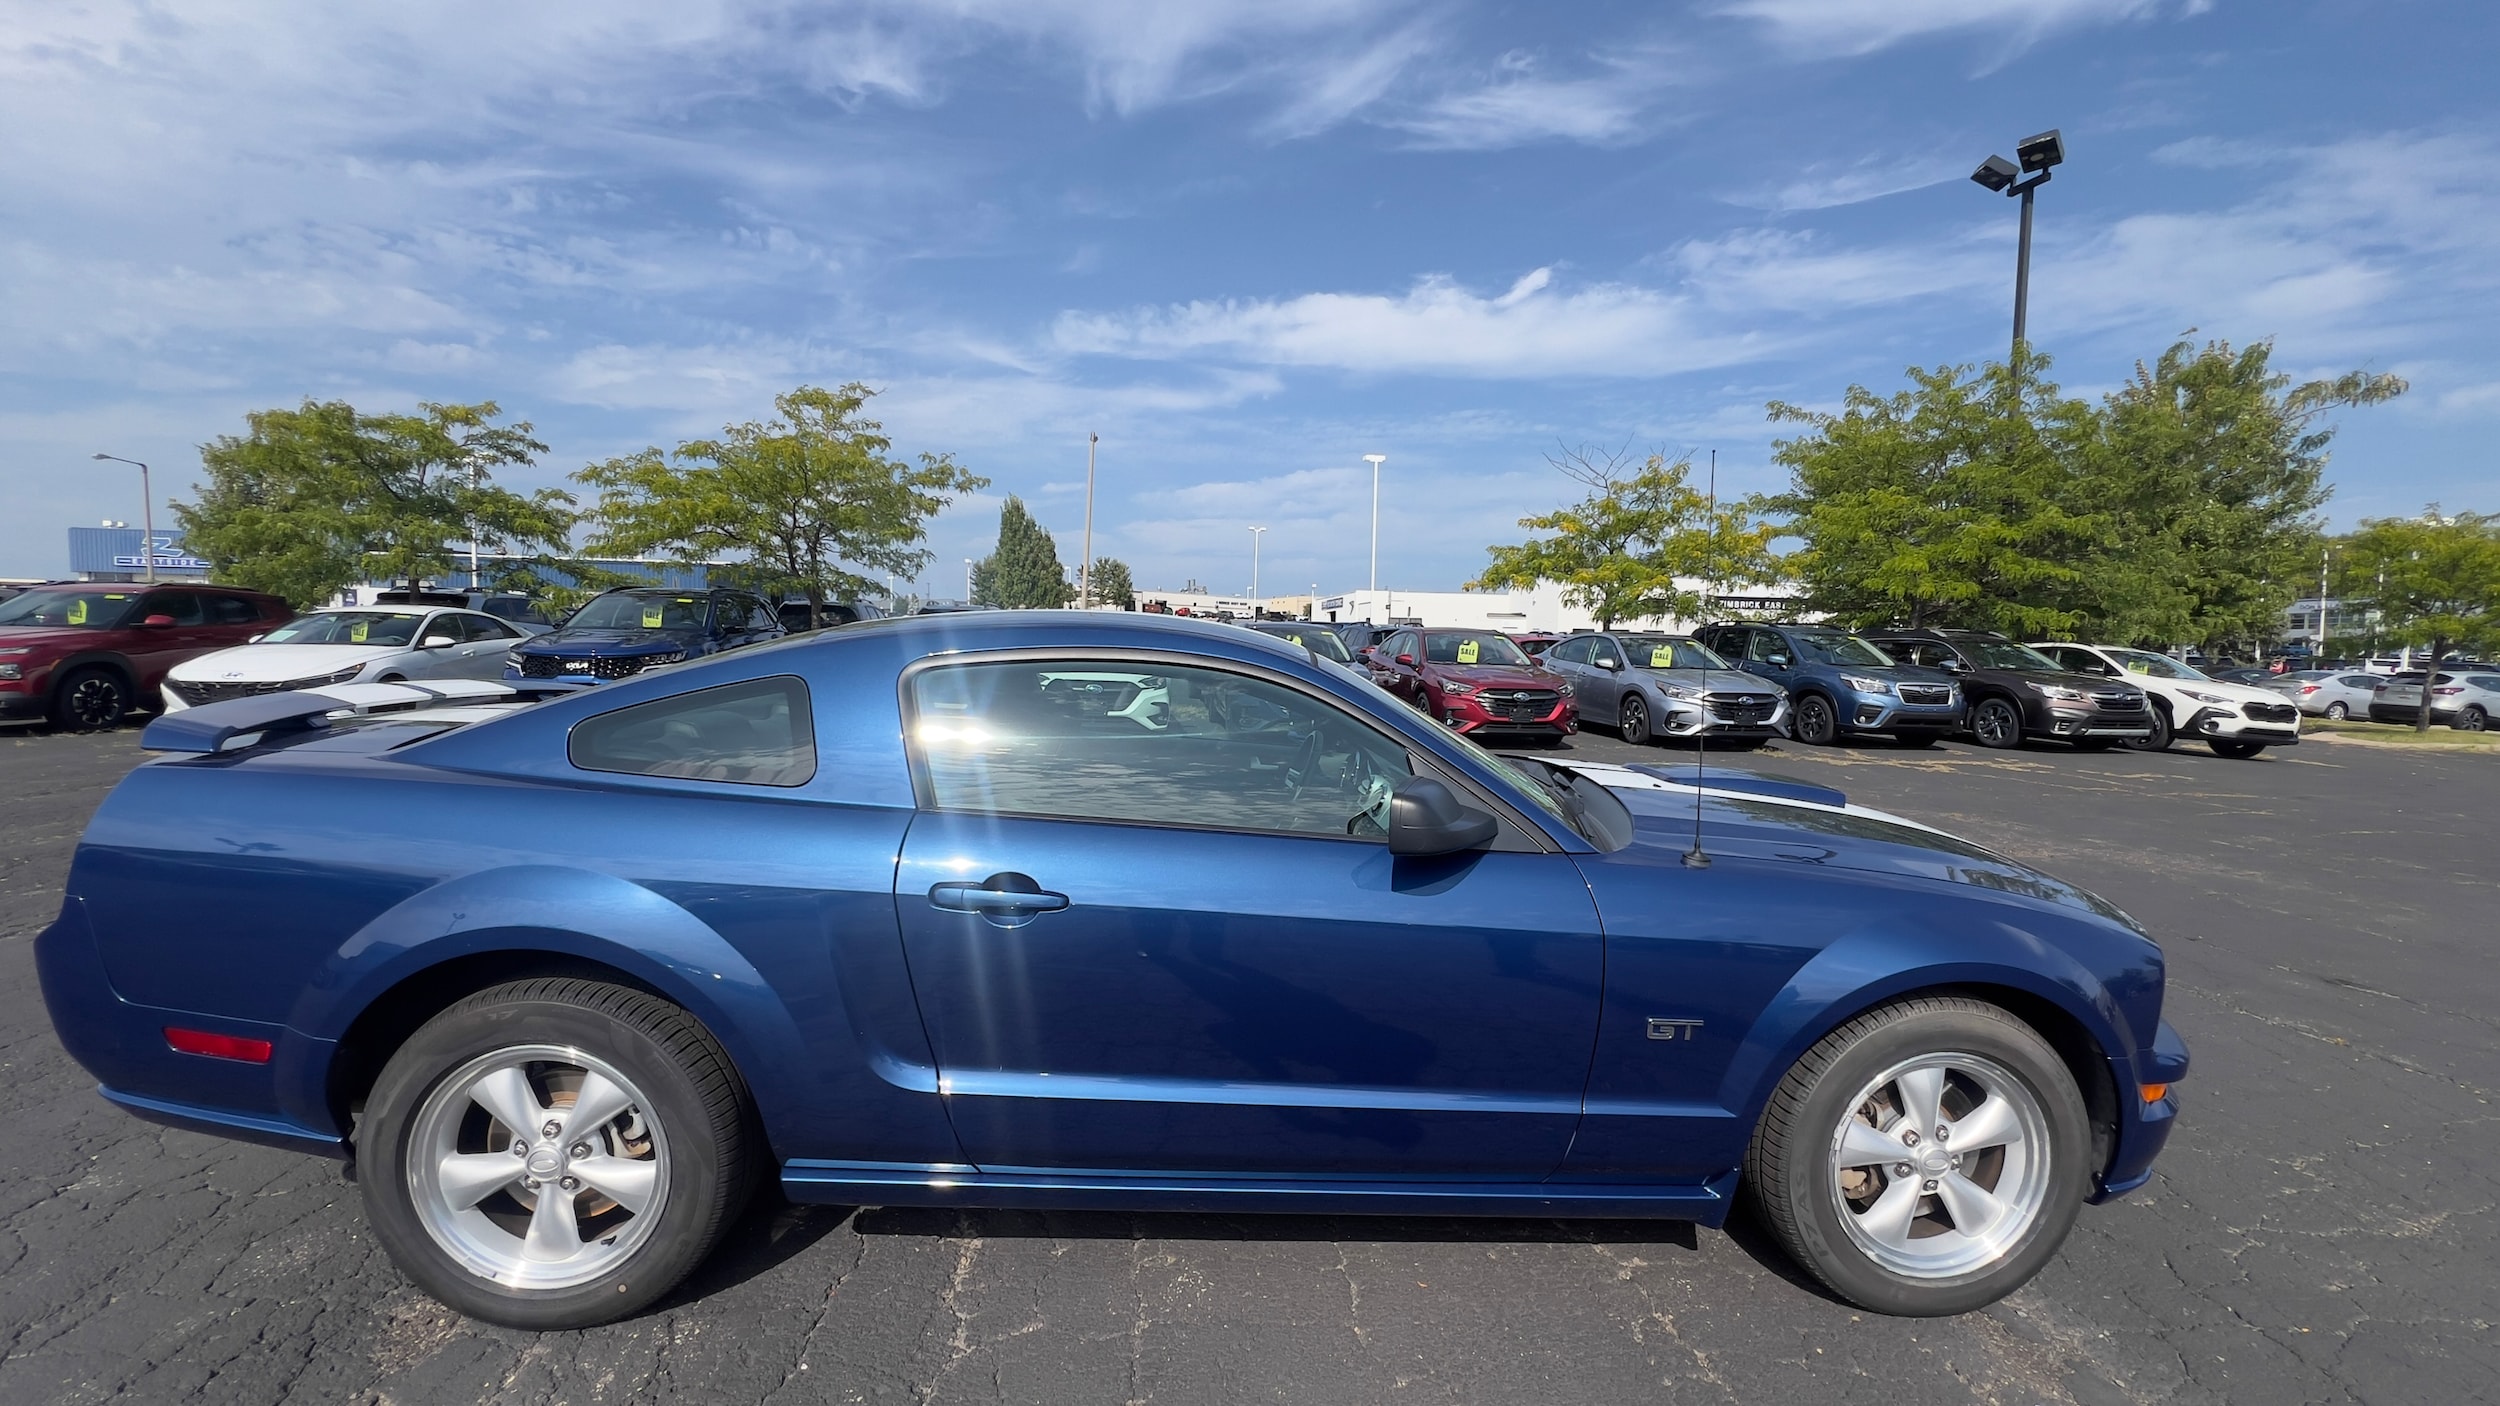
(568, 676, 816, 787)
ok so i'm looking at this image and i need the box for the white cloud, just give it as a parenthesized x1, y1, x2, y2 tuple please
(1386, 47, 1677, 150)
(1726, 155, 1963, 211)
(1720, 0, 2209, 59)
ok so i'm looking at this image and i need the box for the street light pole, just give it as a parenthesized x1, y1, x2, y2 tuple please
(91, 454, 156, 583)
(2317, 546, 2332, 656)
(964, 558, 974, 605)
(1079, 432, 1097, 608)
(1248, 526, 1266, 614)
(1970, 130, 2065, 368)
(1363, 453, 1386, 610)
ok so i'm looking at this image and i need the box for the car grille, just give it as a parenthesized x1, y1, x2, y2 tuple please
(518, 655, 567, 679)
(1897, 683, 1953, 706)
(1478, 689, 1559, 722)
(1704, 692, 1778, 725)
(2092, 689, 2147, 712)
(2242, 701, 2297, 724)
(167, 670, 359, 706)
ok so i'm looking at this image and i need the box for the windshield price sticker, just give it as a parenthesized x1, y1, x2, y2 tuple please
(1651, 645, 1676, 667)
(350, 621, 370, 642)
(68, 600, 87, 624)
(642, 605, 665, 628)
(1456, 639, 1481, 664)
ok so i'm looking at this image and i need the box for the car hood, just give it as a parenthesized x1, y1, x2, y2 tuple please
(2156, 676, 2296, 706)
(1569, 760, 2137, 928)
(169, 644, 400, 680)
(1428, 664, 1563, 689)
(1638, 667, 1784, 694)
(518, 629, 701, 656)
(0, 625, 111, 654)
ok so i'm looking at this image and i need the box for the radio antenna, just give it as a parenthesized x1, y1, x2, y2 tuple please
(1683, 448, 1715, 869)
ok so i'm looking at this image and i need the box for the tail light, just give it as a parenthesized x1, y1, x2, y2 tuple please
(2432, 686, 2463, 695)
(2298, 685, 2320, 694)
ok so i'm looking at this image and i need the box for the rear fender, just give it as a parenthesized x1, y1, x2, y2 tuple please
(1716, 916, 2136, 1128)
(276, 865, 809, 1144)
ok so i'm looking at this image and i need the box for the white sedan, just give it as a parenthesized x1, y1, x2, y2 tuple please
(163, 607, 529, 711)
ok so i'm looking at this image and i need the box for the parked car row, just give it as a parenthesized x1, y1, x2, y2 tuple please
(2261, 667, 2499, 730)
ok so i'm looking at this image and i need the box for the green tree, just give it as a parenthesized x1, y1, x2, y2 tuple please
(176, 400, 569, 608)
(2334, 509, 2500, 731)
(2082, 339, 2405, 647)
(1761, 354, 2102, 636)
(1086, 556, 1135, 610)
(972, 496, 1075, 608)
(1473, 446, 1777, 629)
(576, 384, 985, 629)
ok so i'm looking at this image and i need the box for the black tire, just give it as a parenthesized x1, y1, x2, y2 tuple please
(1743, 996, 2091, 1317)
(2456, 706, 2488, 732)
(2208, 739, 2266, 758)
(2122, 702, 2173, 752)
(1619, 694, 1652, 746)
(1893, 731, 1944, 749)
(1970, 697, 2024, 750)
(1794, 694, 1840, 746)
(2323, 702, 2349, 721)
(49, 667, 131, 732)
(358, 978, 755, 1330)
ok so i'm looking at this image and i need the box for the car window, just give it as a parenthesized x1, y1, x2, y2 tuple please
(458, 613, 514, 642)
(206, 594, 260, 625)
(139, 592, 208, 626)
(910, 659, 1414, 840)
(2339, 675, 2376, 688)
(263, 611, 427, 646)
(1546, 636, 1587, 665)
(569, 593, 709, 631)
(2468, 676, 2500, 691)
(1617, 634, 1727, 670)
(0, 588, 144, 629)
(1787, 629, 1894, 667)
(1747, 631, 1790, 665)
(568, 676, 815, 787)
(1422, 631, 1530, 666)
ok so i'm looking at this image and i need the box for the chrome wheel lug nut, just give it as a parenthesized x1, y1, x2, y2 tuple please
(541, 1120, 561, 1139)
(523, 1177, 540, 1190)
(1894, 1163, 1913, 1177)
(569, 1143, 591, 1159)
(1922, 1179, 1938, 1192)
(1902, 1130, 1919, 1146)
(560, 1176, 579, 1191)
(512, 1141, 527, 1156)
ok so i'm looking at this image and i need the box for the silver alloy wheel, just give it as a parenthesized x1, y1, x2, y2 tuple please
(2324, 701, 2348, 720)
(407, 1044, 670, 1291)
(1828, 1051, 2052, 1280)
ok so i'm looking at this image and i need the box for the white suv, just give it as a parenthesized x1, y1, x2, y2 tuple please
(2030, 644, 2301, 758)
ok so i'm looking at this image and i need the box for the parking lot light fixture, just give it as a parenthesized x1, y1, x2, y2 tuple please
(92, 454, 156, 583)
(1970, 128, 2064, 365)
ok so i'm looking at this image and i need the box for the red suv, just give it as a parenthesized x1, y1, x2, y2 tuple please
(1367, 627, 1578, 743)
(0, 583, 293, 730)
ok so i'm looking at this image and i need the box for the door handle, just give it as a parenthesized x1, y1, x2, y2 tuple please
(928, 876, 1070, 927)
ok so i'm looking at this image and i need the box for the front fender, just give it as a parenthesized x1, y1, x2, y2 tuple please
(1715, 911, 2137, 1127)
(274, 865, 809, 1145)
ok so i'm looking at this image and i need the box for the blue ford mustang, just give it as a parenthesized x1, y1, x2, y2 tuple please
(38, 612, 2186, 1329)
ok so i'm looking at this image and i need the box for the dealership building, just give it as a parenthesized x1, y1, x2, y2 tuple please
(52, 525, 706, 599)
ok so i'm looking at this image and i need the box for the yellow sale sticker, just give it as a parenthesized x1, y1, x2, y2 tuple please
(1651, 645, 1675, 667)
(67, 600, 86, 624)
(642, 605, 665, 627)
(2126, 660, 2151, 673)
(1456, 639, 1480, 664)
(349, 621, 370, 642)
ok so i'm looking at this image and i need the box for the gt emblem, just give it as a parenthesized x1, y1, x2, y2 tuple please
(1646, 1018, 1704, 1042)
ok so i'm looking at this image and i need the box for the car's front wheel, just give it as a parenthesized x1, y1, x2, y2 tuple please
(49, 667, 130, 732)
(359, 978, 754, 1329)
(1793, 694, 1839, 745)
(1745, 996, 2089, 1317)
(2208, 739, 2266, 758)
(1970, 697, 2024, 750)
(2323, 701, 2349, 721)
(2122, 702, 2173, 752)
(1618, 694, 1652, 746)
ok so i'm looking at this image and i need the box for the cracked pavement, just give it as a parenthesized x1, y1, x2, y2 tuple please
(1, 723, 2492, 1404)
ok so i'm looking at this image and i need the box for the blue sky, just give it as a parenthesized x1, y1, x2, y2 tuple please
(4, 0, 2494, 598)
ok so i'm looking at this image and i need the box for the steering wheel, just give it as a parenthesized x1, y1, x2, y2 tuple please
(1284, 727, 1325, 800)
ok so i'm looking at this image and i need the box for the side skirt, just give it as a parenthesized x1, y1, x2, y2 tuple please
(782, 1161, 1740, 1226)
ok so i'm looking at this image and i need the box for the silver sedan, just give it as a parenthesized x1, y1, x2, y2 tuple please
(2264, 670, 2384, 720)
(1539, 631, 1788, 749)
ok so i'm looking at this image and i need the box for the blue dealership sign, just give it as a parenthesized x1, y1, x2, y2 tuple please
(66, 526, 212, 578)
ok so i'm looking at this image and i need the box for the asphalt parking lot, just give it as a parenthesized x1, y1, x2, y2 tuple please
(2, 723, 2493, 1405)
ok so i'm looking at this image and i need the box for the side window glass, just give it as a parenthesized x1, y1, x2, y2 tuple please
(208, 595, 259, 625)
(911, 660, 1413, 840)
(568, 676, 816, 787)
(462, 614, 512, 641)
(1547, 637, 1581, 665)
(141, 592, 207, 626)
(1747, 631, 1785, 664)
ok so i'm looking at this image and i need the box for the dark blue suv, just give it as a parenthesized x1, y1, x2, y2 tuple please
(506, 587, 783, 687)
(1691, 621, 1964, 747)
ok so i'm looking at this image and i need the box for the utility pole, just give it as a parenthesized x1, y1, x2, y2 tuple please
(1079, 432, 1097, 608)
(1363, 453, 1386, 611)
(1248, 526, 1266, 615)
(91, 454, 156, 583)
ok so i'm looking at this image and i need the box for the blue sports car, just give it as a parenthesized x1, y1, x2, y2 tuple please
(38, 612, 2186, 1329)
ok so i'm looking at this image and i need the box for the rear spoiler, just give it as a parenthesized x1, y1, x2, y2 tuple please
(140, 679, 562, 754)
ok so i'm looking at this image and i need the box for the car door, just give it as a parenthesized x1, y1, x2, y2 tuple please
(1578, 636, 1629, 726)
(891, 653, 1605, 1177)
(451, 613, 520, 678)
(1542, 637, 1595, 723)
(1743, 628, 1795, 685)
(125, 589, 219, 685)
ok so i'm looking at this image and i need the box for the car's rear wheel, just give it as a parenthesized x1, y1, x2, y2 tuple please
(1618, 694, 1652, 746)
(2122, 702, 2173, 752)
(1744, 996, 2089, 1317)
(2456, 706, 2488, 732)
(1970, 698, 2024, 750)
(359, 978, 754, 1329)
(2323, 701, 2349, 721)
(2208, 739, 2266, 758)
(49, 667, 130, 732)
(1793, 694, 1839, 746)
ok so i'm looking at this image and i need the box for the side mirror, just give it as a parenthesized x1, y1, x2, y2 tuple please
(419, 634, 456, 649)
(1387, 776, 1499, 857)
(1940, 658, 1969, 673)
(246, 633, 266, 644)
(1766, 654, 1791, 668)
(1394, 653, 1416, 667)
(142, 614, 177, 628)
(1595, 654, 1622, 670)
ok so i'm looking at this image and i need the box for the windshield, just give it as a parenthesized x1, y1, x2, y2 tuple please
(1960, 639, 2067, 671)
(1617, 634, 1730, 670)
(1422, 631, 1530, 667)
(260, 611, 428, 646)
(568, 593, 710, 631)
(0, 588, 142, 629)
(1257, 624, 1352, 662)
(1790, 630, 1894, 667)
(2104, 648, 2207, 681)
